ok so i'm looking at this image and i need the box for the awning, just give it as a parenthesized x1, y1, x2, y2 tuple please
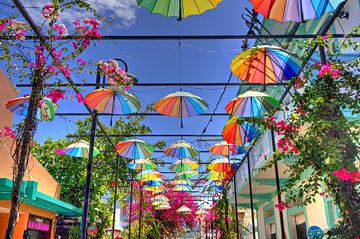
(0, 178, 81, 216)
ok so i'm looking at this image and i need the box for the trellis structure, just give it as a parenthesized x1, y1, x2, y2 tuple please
(6, 0, 353, 238)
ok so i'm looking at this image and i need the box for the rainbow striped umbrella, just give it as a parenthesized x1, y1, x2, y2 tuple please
(143, 185, 166, 193)
(151, 195, 169, 202)
(152, 200, 170, 207)
(206, 171, 234, 181)
(175, 170, 198, 179)
(137, 0, 222, 20)
(169, 158, 199, 172)
(155, 91, 208, 127)
(164, 140, 199, 158)
(208, 157, 234, 172)
(6, 96, 57, 121)
(225, 90, 280, 117)
(209, 141, 237, 156)
(172, 179, 194, 187)
(136, 169, 162, 181)
(116, 139, 154, 159)
(144, 178, 164, 187)
(173, 185, 193, 192)
(222, 117, 259, 145)
(249, 0, 345, 22)
(230, 46, 301, 84)
(127, 158, 157, 171)
(63, 140, 100, 158)
(176, 205, 192, 214)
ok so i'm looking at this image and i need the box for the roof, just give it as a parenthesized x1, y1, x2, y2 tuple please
(0, 178, 81, 216)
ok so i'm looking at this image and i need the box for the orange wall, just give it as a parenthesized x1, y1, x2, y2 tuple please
(0, 200, 56, 239)
(0, 69, 61, 199)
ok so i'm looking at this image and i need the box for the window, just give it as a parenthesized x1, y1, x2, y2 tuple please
(269, 223, 276, 239)
(289, 213, 307, 239)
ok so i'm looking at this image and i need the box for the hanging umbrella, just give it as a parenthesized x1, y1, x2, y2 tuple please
(230, 45, 301, 84)
(176, 205, 192, 214)
(225, 90, 280, 117)
(175, 170, 198, 179)
(136, 169, 162, 181)
(144, 178, 164, 187)
(249, 0, 345, 23)
(137, 0, 222, 20)
(154, 91, 208, 127)
(155, 204, 171, 210)
(198, 201, 213, 210)
(127, 158, 157, 171)
(206, 171, 234, 181)
(209, 141, 237, 156)
(208, 157, 234, 172)
(63, 140, 100, 158)
(6, 96, 57, 121)
(172, 179, 194, 187)
(143, 185, 166, 193)
(85, 88, 141, 125)
(164, 140, 199, 158)
(222, 117, 259, 145)
(169, 158, 199, 172)
(152, 200, 170, 206)
(116, 139, 154, 159)
(151, 195, 169, 202)
(173, 185, 193, 192)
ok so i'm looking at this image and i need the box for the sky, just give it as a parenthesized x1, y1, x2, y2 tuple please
(1, 0, 258, 184)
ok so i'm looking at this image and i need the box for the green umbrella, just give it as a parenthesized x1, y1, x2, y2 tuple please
(169, 158, 199, 172)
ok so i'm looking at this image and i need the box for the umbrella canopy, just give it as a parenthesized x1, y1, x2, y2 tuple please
(249, 0, 345, 22)
(208, 157, 234, 172)
(144, 178, 164, 187)
(152, 200, 170, 206)
(164, 140, 199, 158)
(137, 0, 222, 20)
(143, 185, 166, 193)
(155, 91, 208, 127)
(172, 179, 194, 187)
(151, 195, 169, 202)
(176, 205, 192, 214)
(209, 141, 237, 156)
(225, 90, 280, 117)
(127, 158, 157, 171)
(230, 45, 301, 84)
(85, 88, 140, 114)
(155, 204, 171, 210)
(222, 117, 259, 145)
(175, 170, 198, 179)
(63, 140, 100, 158)
(6, 96, 57, 121)
(116, 139, 154, 159)
(173, 185, 193, 192)
(136, 169, 162, 181)
(169, 158, 199, 172)
(206, 171, 234, 181)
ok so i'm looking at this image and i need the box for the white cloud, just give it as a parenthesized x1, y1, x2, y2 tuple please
(22, 0, 138, 29)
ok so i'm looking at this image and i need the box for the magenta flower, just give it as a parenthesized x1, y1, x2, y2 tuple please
(55, 148, 64, 155)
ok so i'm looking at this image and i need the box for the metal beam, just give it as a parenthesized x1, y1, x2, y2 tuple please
(56, 112, 229, 117)
(67, 134, 222, 138)
(2, 33, 359, 41)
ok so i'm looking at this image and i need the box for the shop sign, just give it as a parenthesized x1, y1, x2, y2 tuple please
(308, 226, 324, 239)
(28, 216, 51, 231)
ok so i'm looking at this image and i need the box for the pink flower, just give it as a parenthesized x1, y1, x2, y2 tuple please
(322, 35, 329, 40)
(46, 89, 64, 104)
(76, 93, 87, 104)
(318, 63, 341, 79)
(76, 58, 87, 65)
(275, 201, 290, 212)
(42, 3, 60, 21)
(71, 41, 78, 49)
(55, 148, 64, 155)
(333, 168, 360, 182)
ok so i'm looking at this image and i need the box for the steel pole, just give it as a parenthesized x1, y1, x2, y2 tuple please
(80, 69, 100, 239)
(270, 128, 286, 239)
(138, 189, 143, 239)
(246, 154, 256, 239)
(233, 174, 240, 239)
(128, 175, 134, 239)
(111, 155, 120, 238)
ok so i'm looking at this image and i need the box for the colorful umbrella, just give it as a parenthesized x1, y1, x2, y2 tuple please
(176, 205, 192, 214)
(63, 140, 100, 158)
(206, 171, 234, 181)
(143, 185, 166, 192)
(152, 200, 170, 207)
(127, 158, 157, 171)
(225, 90, 280, 117)
(137, 0, 222, 20)
(144, 178, 164, 187)
(169, 158, 199, 172)
(222, 117, 259, 145)
(209, 141, 237, 156)
(151, 195, 169, 202)
(172, 179, 194, 187)
(164, 140, 199, 158)
(116, 139, 154, 159)
(85, 88, 141, 125)
(198, 201, 213, 210)
(6, 96, 57, 121)
(249, 0, 346, 23)
(208, 157, 234, 172)
(173, 185, 193, 192)
(155, 204, 171, 210)
(175, 170, 198, 179)
(136, 169, 162, 181)
(230, 45, 301, 84)
(154, 91, 208, 127)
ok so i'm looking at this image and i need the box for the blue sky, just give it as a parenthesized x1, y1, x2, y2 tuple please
(1, 0, 256, 182)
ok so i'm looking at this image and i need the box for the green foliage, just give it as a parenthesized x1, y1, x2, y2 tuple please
(68, 225, 81, 239)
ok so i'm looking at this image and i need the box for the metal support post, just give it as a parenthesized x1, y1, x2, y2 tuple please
(246, 154, 256, 239)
